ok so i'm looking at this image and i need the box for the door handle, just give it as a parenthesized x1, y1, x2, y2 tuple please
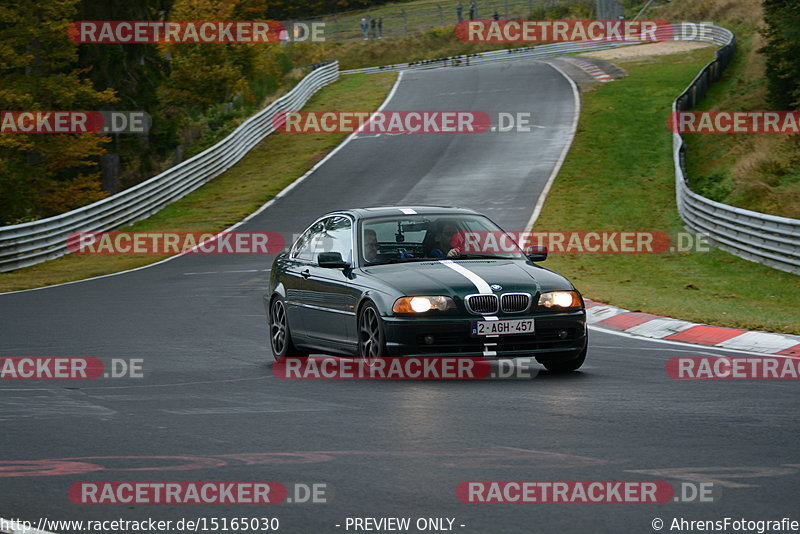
(301, 269, 311, 279)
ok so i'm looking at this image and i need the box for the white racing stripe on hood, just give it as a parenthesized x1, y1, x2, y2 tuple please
(399, 208, 417, 214)
(440, 260, 499, 347)
(439, 259, 492, 294)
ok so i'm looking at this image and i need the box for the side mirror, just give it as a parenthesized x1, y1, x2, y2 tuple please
(525, 245, 548, 262)
(318, 252, 350, 269)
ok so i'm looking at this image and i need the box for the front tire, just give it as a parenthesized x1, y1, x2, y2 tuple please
(540, 344, 587, 373)
(357, 301, 386, 362)
(270, 296, 308, 360)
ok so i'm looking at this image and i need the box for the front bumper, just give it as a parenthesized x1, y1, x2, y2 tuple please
(382, 310, 587, 358)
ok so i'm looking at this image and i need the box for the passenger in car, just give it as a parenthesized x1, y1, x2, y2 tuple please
(428, 221, 462, 258)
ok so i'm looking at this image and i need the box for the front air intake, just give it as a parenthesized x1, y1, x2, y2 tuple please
(501, 293, 531, 313)
(466, 294, 499, 315)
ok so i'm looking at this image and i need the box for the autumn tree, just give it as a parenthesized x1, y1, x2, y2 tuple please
(0, 0, 117, 224)
(157, 0, 292, 154)
(75, 0, 178, 180)
(157, 0, 254, 111)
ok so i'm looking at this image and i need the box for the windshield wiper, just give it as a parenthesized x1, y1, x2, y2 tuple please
(453, 253, 515, 259)
(367, 257, 435, 265)
(384, 257, 434, 264)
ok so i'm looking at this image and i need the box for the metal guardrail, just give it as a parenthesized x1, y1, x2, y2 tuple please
(671, 27, 800, 275)
(3, 24, 798, 274)
(345, 23, 800, 275)
(0, 61, 340, 272)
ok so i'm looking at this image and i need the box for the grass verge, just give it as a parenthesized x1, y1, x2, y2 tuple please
(0, 72, 398, 293)
(535, 47, 800, 335)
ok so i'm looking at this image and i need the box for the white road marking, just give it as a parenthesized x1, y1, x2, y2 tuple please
(183, 269, 269, 275)
(526, 61, 581, 229)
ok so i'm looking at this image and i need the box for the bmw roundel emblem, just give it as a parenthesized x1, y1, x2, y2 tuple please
(490, 284, 502, 291)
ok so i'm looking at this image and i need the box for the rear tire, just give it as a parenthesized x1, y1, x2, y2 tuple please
(270, 296, 308, 360)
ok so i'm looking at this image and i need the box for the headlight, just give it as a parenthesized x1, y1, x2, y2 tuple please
(392, 296, 456, 313)
(538, 291, 581, 309)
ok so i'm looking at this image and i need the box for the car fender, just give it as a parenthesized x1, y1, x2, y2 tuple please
(263, 281, 287, 319)
(269, 281, 288, 301)
(356, 289, 395, 317)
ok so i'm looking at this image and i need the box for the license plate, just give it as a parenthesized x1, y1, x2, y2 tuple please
(471, 318, 535, 336)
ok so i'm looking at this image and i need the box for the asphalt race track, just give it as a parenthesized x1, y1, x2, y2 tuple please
(1, 59, 798, 533)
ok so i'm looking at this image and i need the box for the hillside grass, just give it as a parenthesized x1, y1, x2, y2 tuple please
(534, 47, 800, 334)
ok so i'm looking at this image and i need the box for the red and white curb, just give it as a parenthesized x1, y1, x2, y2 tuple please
(585, 299, 800, 356)
(567, 59, 613, 82)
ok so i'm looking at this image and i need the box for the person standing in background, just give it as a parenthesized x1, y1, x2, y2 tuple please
(468, 1, 476, 20)
(360, 18, 368, 39)
(456, 2, 464, 22)
(370, 17, 376, 39)
(378, 18, 383, 38)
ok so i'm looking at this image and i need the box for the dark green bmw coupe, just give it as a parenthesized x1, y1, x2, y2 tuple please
(265, 206, 587, 372)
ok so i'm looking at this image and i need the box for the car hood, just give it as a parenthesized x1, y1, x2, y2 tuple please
(360, 259, 574, 297)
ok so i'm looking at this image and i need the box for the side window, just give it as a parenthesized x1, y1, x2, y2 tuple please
(322, 216, 353, 261)
(291, 216, 352, 263)
(292, 221, 324, 261)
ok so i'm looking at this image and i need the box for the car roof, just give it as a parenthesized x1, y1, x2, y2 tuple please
(323, 206, 481, 219)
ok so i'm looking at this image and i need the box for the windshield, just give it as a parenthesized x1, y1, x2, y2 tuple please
(359, 214, 525, 265)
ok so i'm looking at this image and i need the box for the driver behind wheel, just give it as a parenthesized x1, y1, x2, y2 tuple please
(363, 228, 379, 262)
